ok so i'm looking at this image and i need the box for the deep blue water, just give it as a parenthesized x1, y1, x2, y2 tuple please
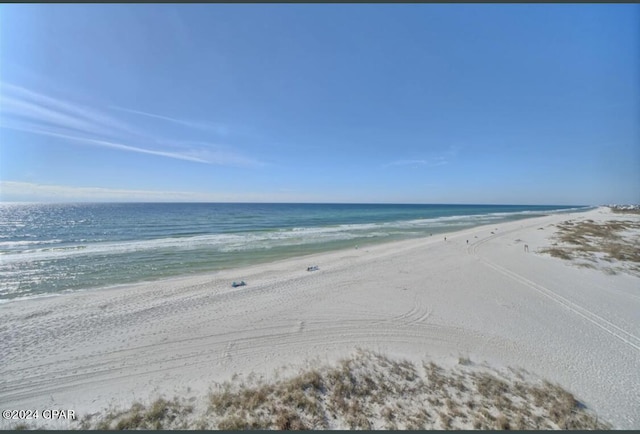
(0, 202, 589, 301)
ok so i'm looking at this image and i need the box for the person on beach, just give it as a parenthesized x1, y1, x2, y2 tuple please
(444, 236, 447, 241)
(466, 240, 468, 244)
(524, 244, 529, 253)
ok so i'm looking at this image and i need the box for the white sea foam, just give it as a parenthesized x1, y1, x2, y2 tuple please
(0, 207, 589, 264)
(0, 239, 63, 249)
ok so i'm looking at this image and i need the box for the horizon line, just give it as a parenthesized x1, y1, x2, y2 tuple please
(0, 200, 594, 207)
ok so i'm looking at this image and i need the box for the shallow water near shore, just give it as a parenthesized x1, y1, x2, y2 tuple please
(0, 202, 587, 301)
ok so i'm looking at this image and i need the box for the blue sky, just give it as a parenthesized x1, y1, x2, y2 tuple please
(1, 4, 638, 205)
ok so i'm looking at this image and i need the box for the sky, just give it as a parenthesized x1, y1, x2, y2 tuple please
(0, 4, 638, 205)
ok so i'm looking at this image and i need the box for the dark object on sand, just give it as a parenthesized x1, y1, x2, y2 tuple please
(307, 266, 319, 272)
(232, 281, 246, 287)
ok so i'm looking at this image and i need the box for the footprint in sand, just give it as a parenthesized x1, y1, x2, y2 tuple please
(223, 342, 236, 361)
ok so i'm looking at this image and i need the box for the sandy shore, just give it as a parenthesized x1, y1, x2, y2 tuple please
(1, 207, 639, 429)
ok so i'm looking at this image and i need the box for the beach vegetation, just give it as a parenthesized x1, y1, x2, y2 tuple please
(609, 206, 640, 215)
(540, 218, 640, 276)
(75, 397, 193, 430)
(72, 350, 611, 430)
(458, 355, 472, 366)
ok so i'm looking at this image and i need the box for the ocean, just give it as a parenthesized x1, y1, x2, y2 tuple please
(0, 202, 589, 302)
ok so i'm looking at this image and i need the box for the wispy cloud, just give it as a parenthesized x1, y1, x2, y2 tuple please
(0, 181, 311, 203)
(4, 126, 211, 163)
(109, 105, 229, 136)
(163, 140, 266, 167)
(0, 82, 257, 167)
(0, 181, 210, 202)
(1, 83, 138, 139)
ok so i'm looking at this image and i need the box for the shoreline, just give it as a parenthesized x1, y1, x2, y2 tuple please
(1, 206, 638, 428)
(0, 207, 589, 306)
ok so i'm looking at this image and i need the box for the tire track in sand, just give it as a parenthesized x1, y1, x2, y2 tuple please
(468, 223, 640, 353)
(0, 319, 483, 404)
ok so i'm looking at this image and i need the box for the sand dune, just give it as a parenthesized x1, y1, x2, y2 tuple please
(1, 207, 638, 429)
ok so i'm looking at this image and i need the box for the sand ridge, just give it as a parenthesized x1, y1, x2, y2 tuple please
(1, 207, 638, 428)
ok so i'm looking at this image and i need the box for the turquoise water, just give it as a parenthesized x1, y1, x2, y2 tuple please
(0, 202, 589, 301)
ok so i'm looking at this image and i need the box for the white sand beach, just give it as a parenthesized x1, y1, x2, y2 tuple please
(1, 207, 639, 429)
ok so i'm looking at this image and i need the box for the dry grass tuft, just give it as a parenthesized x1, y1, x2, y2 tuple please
(540, 217, 640, 276)
(73, 350, 612, 430)
(542, 247, 574, 260)
(609, 206, 640, 215)
(75, 397, 194, 430)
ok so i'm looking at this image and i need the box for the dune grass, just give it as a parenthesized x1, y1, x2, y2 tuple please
(609, 206, 640, 215)
(540, 217, 640, 276)
(67, 349, 610, 430)
(75, 397, 195, 430)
